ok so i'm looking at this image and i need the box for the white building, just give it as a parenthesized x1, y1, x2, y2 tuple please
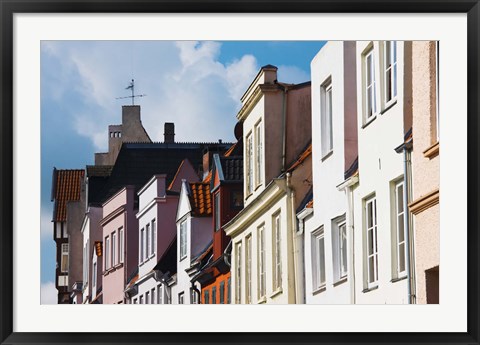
(301, 41, 358, 304)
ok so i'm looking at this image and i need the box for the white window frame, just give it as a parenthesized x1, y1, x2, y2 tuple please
(321, 79, 333, 157)
(140, 228, 144, 263)
(364, 46, 377, 122)
(311, 227, 326, 291)
(254, 120, 263, 187)
(146, 223, 150, 259)
(139, 295, 144, 304)
(235, 242, 242, 304)
(331, 216, 348, 283)
(151, 219, 156, 256)
(394, 180, 407, 278)
(214, 193, 221, 231)
(272, 212, 282, 291)
(257, 224, 266, 299)
(383, 41, 398, 107)
(104, 236, 110, 270)
(178, 292, 184, 304)
(92, 261, 97, 289)
(111, 231, 116, 266)
(245, 234, 252, 304)
(61, 243, 69, 273)
(157, 284, 163, 304)
(180, 220, 187, 260)
(365, 195, 379, 288)
(119, 227, 124, 264)
(145, 291, 150, 304)
(246, 132, 253, 195)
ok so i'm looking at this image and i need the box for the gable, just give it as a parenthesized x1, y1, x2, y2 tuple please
(176, 181, 192, 222)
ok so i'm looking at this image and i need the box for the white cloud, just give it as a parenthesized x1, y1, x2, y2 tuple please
(277, 65, 310, 84)
(41, 281, 57, 305)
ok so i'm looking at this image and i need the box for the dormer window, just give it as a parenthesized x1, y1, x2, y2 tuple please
(246, 133, 253, 195)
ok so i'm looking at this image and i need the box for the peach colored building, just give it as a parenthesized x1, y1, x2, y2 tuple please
(101, 186, 138, 304)
(410, 41, 439, 304)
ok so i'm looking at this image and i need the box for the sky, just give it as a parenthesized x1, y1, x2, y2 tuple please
(40, 40, 326, 303)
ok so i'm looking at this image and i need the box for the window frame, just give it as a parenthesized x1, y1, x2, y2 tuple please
(383, 40, 398, 107)
(311, 226, 326, 291)
(119, 227, 124, 264)
(254, 120, 263, 187)
(235, 241, 242, 304)
(245, 234, 252, 304)
(320, 78, 333, 157)
(272, 212, 282, 291)
(393, 180, 407, 278)
(111, 231, 116, 266)
(246, 131, 253, 196)
(365, 195, 379, 289)
(214, 192, 221, 232)
(257, 224, 266, 299)
(178, 292, 184, 304)
(140, 227, 144, 263)
(220, 281, 225, 304)
(151, 219, 156, 257)
(364, 45, 378, 123)
(60, 243, 69, 273)
(104, 236, 110, 270)
(145, 223, 150, 260)
(180, 220, 187, 260)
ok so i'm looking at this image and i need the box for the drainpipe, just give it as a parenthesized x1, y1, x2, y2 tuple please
(402, 143, 415, 304)
(280, 84, 288, 173)
(286, 172, 302, 304)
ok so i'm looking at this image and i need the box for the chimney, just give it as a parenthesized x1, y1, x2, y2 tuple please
(164, 123, 175, 143)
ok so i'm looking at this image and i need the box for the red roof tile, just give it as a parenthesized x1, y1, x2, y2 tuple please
(94, 241, 103, 257)
(287, 144, 312, 172)
(223, 142, 237, 157)
(189, 182, 212, 217)
(52, 169, 85, 222)
(306, 200, 313, 208)
(202, 170, 212, 183)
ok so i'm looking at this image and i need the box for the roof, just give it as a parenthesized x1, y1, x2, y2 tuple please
(125, 274, 139, 291)
(94, 241, 102, 257)
(51, 168, 85, 222)
(344, 156, 359, 180)
(93, 142, 232, 204)
(220, 156, 243, 182)
(287, 143, 312, 172)
(154, 238, 177, 275)
(86, 165, 113, 177)
(189, 182, 212, 217)
(296, 188, 313, 213)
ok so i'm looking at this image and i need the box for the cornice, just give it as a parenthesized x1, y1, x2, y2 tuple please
(409, 189, 439, 215)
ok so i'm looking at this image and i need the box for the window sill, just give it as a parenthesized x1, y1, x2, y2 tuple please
(362, 114, 377, 129)
(333, 276, 348, 287)
(254, 184, 263, 192)
(257, 296, 267, 304)
(269, 288, 283, 299)
(362, 285, 379, 293)
(423, 141, 439, 159)
(312, 285, 326, 295)
(381, 99, 397, 114)
(321, 150, 333, 162)
(391, 275, 407, 283)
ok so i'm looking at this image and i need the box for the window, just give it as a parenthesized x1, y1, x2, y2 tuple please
(227, 277, 231, 304)
(92, 261, 97, 288)
(139, 295, 144, 304)
(212, 286, 217, 304)
(157, 284, 163, 304)
(364, 47, 377, 120)
(119, 227, 124, 263)
(321, 79, 333, 156)
(111, 231, 116, 266)
(133, 298, 137, 304)
(258, 225, 266, 299)
(61, 243, 69, 273)
(104, 236, 109, 269)
(273, 213, 282, 291)
(145, 291, 150, 304)
(255, 121, 263, 186)
(178, 292, 184, 304)
(235, 242, 242, 304)
(365, 196, 378, 288)
(246, 133, 253, 195)
(332, 217, 348, 282)
(83, 242, 88, 284)
(312, 227, 326, 290)
(220, 281, 225, 304)
(180, 221, 187, 260)
(231, 190, 243, 209)
(245, 235, 252, 304)
(140, 228, 144, 262)
(394, 181, 406, 277)
(151, 288, 156, 304)
(151, 219, 156, 256)
(146, 223, 150, 259)
(215, 193, 221, 231)
(204, 290, 209, 304)
(383, 41, 397, 104)
(191, 289, 198, 304)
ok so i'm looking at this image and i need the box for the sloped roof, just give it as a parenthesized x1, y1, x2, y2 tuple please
(189, 182, 212, 217)
(287, 143, 312, 173)
(86, 165, 113, 177)
(154, 238, 177, 275)
(51, 168, 84, 222)
(220, 156, 243, 182)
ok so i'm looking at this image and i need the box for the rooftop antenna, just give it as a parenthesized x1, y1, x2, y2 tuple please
(116, 79, 146, 105)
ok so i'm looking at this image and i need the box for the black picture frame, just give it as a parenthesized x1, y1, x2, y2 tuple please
(1, 1, 479, 344)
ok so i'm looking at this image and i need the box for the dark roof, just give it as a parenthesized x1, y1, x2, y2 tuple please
(344, 156, 359, 180)
(51, 168, 84, 222)
(94, 142, 232, 204)
(154, 238, 177, 276)
(220, 156, 243, 182)
(296, 188, 313, 213)
(86, 165, 113, 177)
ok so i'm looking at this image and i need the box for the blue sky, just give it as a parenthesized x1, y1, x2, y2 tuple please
(40, 40, 326, 303)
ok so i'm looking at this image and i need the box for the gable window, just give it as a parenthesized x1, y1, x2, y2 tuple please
(146, 223, 150, 259)
(61, 243, 69, 273)
(272, 212, 282, 291)
(104, 236, 110, 270)
(258, 224, 266, 299)
(119, 227, 124, 264)
(111, 231, 116, 266)
(364, 46, 377, 121)
(255, 121, 263, 187)
(393, 181, 407, 278)
(92, 261, 97, 288)
(312, 227, 326, 291)
(151, 219, 156, 256)
(180, 220, 187, 260)
(245, 235, 252, 304)
(332, 217, 348, 282)
(321, 79, 333, 157)
(140, 228, 144, 262)
(220, 281, 225, 304)
(384, 41, 397, 105)
(365, 195, 378, 288)
(214, 193, 221, 231)
(246, 133, 253, 195)
(235, 242, 242, 304)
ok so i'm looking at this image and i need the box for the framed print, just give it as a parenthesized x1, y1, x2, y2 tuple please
(1, 1, 479, 345)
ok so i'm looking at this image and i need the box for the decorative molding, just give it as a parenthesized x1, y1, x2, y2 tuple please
(423, 141, 439, 159)
(409, 189, 439, 215)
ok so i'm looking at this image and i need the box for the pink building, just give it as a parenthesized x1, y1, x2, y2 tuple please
(101, 186, 138, 304)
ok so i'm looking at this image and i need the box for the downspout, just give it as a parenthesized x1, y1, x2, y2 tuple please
(286, 172, 302, 304)
(280, 84, 288, 173)
(402, 141, 415, 304)
(346, 184, 356, 304)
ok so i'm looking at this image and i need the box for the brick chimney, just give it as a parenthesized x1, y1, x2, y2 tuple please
(164, 123, 175, 143)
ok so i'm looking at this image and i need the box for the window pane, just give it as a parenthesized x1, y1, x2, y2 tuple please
(319, 237, 325, 284)
(369, 256, 375, 283)
(397, 184, 404, 213)
(399, 243, 406, 273)
(398, 215, 405, 242)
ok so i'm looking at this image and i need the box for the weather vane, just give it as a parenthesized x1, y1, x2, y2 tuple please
(116, 79, 146, 105)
